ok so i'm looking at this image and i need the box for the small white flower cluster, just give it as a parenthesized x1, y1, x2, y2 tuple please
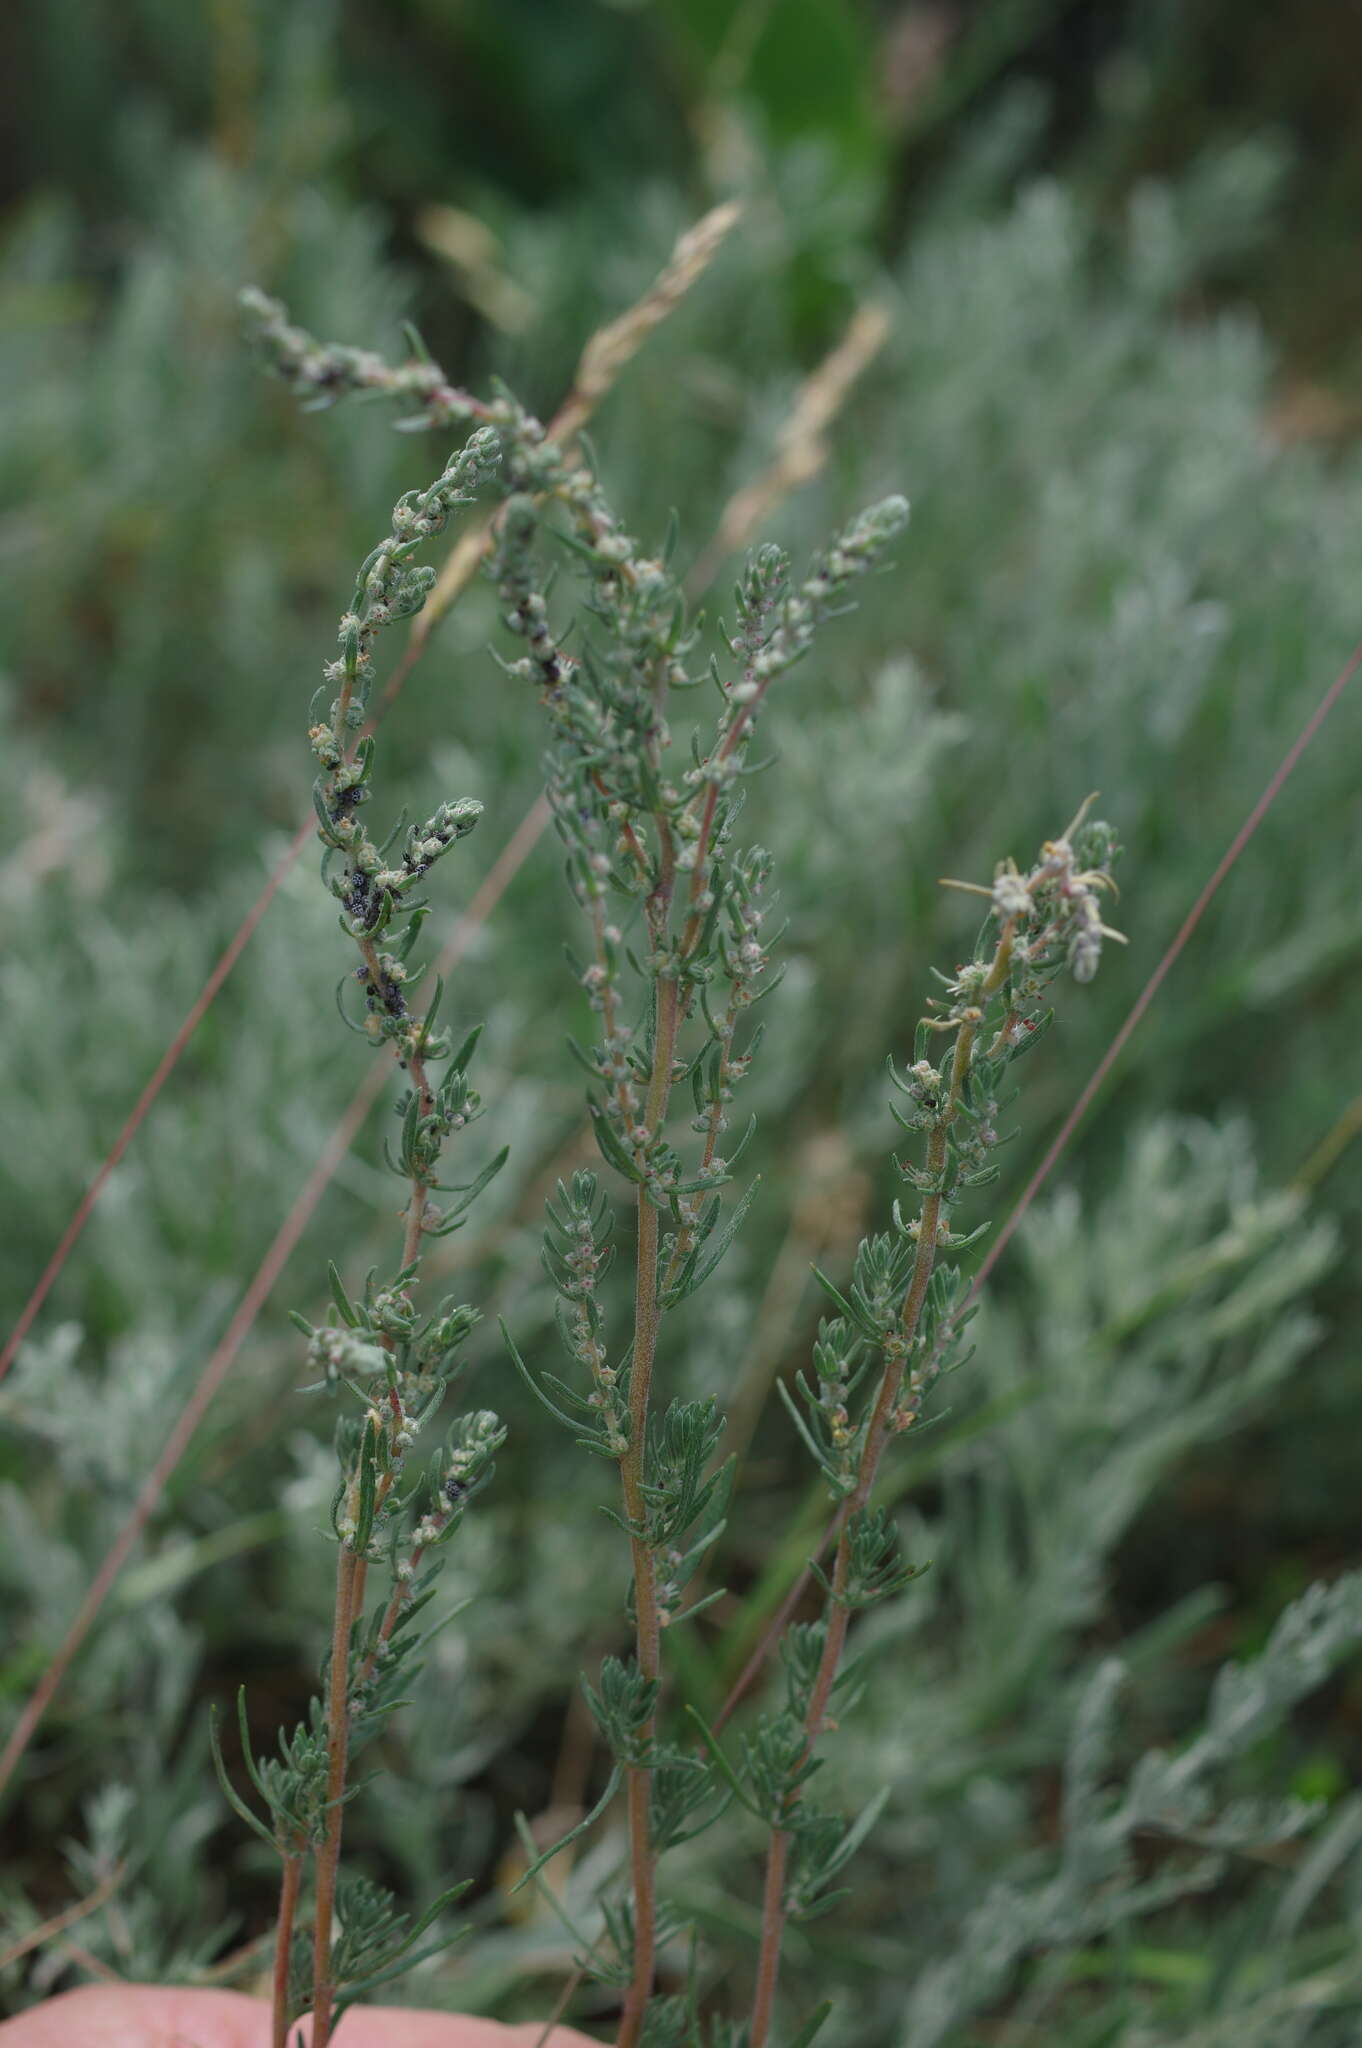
(946, 796, 1124, 991)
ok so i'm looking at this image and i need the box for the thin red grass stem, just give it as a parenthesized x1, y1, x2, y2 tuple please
(0, 603, 490, 1391)
(962, 632, 1362, 1306)
(0, 818, 313, 1387)
(0, 793, 550, 1802)
(713, 631, 1362, 1734)
(0, 1065, 383, 1803)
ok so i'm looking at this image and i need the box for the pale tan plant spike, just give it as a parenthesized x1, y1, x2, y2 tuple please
(415, 203, 538, 333)
(0, 1862, 127, 1974)
(405, 200, 743, 661)
(687, 298, 891, 593)
(551, 198, 742, 447)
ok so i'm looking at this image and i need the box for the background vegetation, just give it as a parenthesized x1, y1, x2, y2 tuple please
(3, 1, 1362, 2039)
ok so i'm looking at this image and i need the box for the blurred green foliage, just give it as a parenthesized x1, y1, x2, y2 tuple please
(4, 1, 1362, 2040)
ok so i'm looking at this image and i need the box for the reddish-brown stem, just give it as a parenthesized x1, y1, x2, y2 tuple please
(294, 812, 493, 2040)
(683, 782, 721, 940)
(696, 1002, 739, 1175)
(658, 988, 741, 1302)
(614, 609, 757, 2035)
(271, 1854, 302, 2048)
(598, 779, 650, 884)
(401, 1045, 437, 1269)
(298, 924, 441, 2046)
(587, 893, 639, 1139)
(748, 1831, 791, 2048)
(615, 1210, 661, 2048)
(0, 1860, 126, 1974)
(354, 930, 438, 1267)
(679, 688, 768, 962)
(47, 1938, 122, 1986)
(677, 585, 781, 965)
(310, 1545, 363, 2048)
(615, 965, 681, 2048)
(0, 816, 313, 1391)
(748, 935, 1012, 2047)
(349, 1531, 438, 1704)
(333, 674, 358, 759)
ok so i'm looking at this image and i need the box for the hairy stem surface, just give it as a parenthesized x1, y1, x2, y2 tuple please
(310, 1545, 364, 2047)
(616, 970, 681, 2048)
(271, 1855, 302, 2048)
(749, 932, 1013, 2047)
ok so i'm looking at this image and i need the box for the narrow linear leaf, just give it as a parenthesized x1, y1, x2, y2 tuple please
(512, 1764, 623, 1892)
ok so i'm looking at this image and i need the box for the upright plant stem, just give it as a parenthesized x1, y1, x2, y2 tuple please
(271, 1854, 302, 2048)
(310, 1544, 364, 2048)
(615, 597, 780, 2034)
(748, 934, 1013, 2048)
(293, 620, 458, 2039)
(616, 970, 681, 2048)
(616, 1189, 662, 2048)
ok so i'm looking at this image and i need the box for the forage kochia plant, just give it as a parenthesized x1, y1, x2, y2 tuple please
(238, 287, 1122, 2048)
(743, 801, 1122, 2045)
(213, 400, 513, 2048)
